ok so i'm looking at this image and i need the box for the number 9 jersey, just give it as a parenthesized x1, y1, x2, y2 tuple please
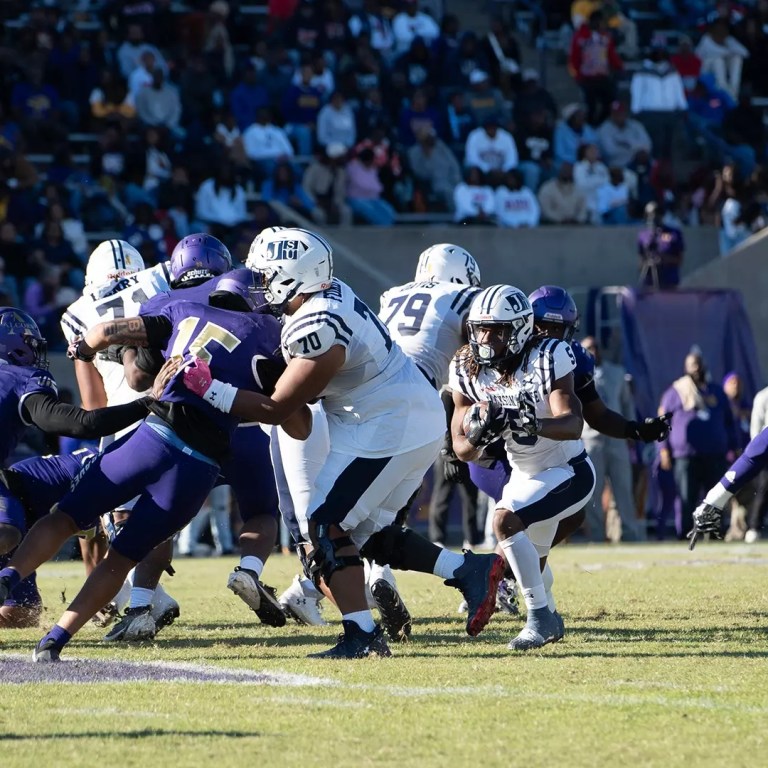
(379, 280, 479, 389)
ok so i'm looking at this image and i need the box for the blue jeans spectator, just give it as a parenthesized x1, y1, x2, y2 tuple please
(285, 124, 314, 156)
(348, 197, 396, 226)
(602, 205, 630, 225)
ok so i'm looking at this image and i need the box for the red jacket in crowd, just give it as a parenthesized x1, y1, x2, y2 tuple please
(568, 24, 623, 81)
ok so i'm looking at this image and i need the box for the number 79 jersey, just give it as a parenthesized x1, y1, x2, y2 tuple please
(449, 337, 585, 476)
(280, 278, 445, 458)
(60, 263, 171, 406)
(379, 280, 479, 389)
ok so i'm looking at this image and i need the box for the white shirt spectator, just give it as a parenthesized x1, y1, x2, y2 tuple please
(495, 186, 540, 228)
(128, 64, 154, 99)
(117, 42, 167, 79)
(453, 182, 495, 222)
(574, 160, 610, 222)
(349, 13, 395, 56)
(630, 62, 688, 113)
(291, 67, 335, 99)
(695, 30, 748, 98)
(215, 122, 241, 148)
(464, 127, 519, 173)
(242, 123, 295, 161)
(392, 9, 440, 53)
(194, 178, 247, 228)
(317, 102, 357, 149)
(595, 179, 630, 216)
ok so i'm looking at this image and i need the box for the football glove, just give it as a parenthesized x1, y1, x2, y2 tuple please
(182, 356, 213, 397)
(442, 447, 471, 484)
(464, 401, 506, 448)
(67, 335, 96, 363)
(625, 412, 672, 442)
(512, 389, 539, 437)
(687, 502, 723, 551)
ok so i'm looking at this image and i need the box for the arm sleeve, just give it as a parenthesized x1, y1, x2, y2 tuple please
(720, 427, 768, 496)
(21, 393, 151, 439)
(142, 314, 174, 349)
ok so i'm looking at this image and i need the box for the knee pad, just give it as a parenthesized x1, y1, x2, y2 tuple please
(305, 524, 363, 588)
(360, 524, 412, 570)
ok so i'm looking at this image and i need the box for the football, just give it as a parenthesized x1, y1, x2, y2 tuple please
(462, 401, 488, 435)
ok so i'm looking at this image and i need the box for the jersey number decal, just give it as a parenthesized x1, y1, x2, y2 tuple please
(296, 332, 322, 355)
(354, 297, 392, 351)
(95, 288, 150, 318)
(382, 292, 431, 336)
(170, 316, 241, 363)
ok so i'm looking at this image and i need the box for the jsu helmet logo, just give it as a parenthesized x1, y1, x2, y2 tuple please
(265, 240, 307, 261)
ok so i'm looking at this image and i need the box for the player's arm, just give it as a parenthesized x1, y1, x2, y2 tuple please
(450, 388, 485, 463)
(538, 372, 583, 440)
(74, 359, 108, 409)
(582, 389, 670, 442)
(68, 316, 172, 359)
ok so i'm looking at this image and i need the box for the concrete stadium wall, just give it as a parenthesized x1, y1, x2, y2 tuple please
(327, 225, 720, 307)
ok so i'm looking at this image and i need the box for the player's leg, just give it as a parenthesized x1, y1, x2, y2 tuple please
(78, 534, 107, 576)
(0, 548, 42, 628)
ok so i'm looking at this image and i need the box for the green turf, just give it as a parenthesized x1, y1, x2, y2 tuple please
(2, 543, 768, 768)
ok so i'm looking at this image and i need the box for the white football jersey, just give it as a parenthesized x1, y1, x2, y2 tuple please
(379, 280, 479, 389)
(448, 337, 584, 476)
(61, 262, 171, 408)
(281, 278, 444, 458)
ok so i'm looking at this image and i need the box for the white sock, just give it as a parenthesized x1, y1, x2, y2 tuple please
(433, 549, 465, 579)
(342, 610, 375, 633)
(114, 576, 133, 613)
(299, 575, 322, 600)
(129, 587, 155, 609)
(499, 532, 548, 610)
(239, 556, 264, 577)
(152, 582, 174, 608)
(541, 563, 556, 612)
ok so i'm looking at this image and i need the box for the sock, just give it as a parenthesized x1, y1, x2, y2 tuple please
(299, 576, 322, 600)
(0, 567, 21, 591)
(433, 549, 465, 579)
(342, 610, 375, 633)
(541, 563, 556, 612)
(152, 582, 174, 609)
(239, 556, 264, 577)
(367, 561, 396, 587)
(129, 587, 155, 609)
(499, 533, 548, 610)
(41, 624, 72, 651)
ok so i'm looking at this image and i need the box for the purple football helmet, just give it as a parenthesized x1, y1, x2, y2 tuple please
(170, 234, 232, 286)
(0, 308, 48, 368)
(208, 269, 258, 312)
(528, 285, 579, 342)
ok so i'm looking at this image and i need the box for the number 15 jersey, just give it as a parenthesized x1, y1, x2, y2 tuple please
(280, 278, 444, 458)
(379, 280, 479, 389)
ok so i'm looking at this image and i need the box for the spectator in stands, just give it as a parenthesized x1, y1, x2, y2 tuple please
(214, 111, 249, 170)
(138, 126, 173, 197)
(11, 66, 65, 150)
(302, 143, 352, 225)
(515, 107, 555, 192)
(179, 55, 218, 130)
(343, 40, 386, 99)
(595, 166, 631, 225)
(117, 23, 167, 81)
(671, 35, 702, 98)
(356, 88, 391, 138)
(659, 350, 736, 539)
(442, 31, 491, 91)
(242, 108, 295, 180)
(317, 91, 357, 149)
(348, 0, 396, 62)
(444, 90, 476, 156)
(122, 202, 168, 264)
(390, 37, 435, 105)
(89, 70, 136, 128)
(33, 202, 87, 261)
(630, 44, 687, 160)
(574, 143, 609, 223)
(205, 1, 235, 81)
(483, 17, 522, 97)
(229, 64, 270, 132)
(696, 18, 749, 99)
(719, 177, 765, 255)
(636, 200, 684, 289)
(568, 10, 623, 126)
(0, 221, 29, 283)
(463, 70, 510, 128)
(194, 165, 247, 236)
(407, 125, 462, 213)
(0, 105, 21, 156)
(554, 103, 598, 166)
(23, 265, 77, 345)
(514, 68, 558, 135)
(286, 0, 324, 56)
(398, 89, 442, 147)
(281, 64, 323, 156)
(452, 166, 495, 225)
(258, 44, 295, 110)
(538, 161, 589, 224)
(738, 14, 768, 97)
(346, 147, 396, 226)
(392, 0, 440, 55)
(354, 125, 405, 209)
(464, 115, 518, 175)
(723, 371, 752, 454)
(29, 220, 84, 290)
(135, 68, 182, 136)
(91, 125, 128, 196)
(261, 161, 316, 220)
(158, 165, 199, 238)
(597, 100, 652, 168)
(128, 50, 158, 100)
(0, 256, 19, 307)
(494, 169, 540, 228)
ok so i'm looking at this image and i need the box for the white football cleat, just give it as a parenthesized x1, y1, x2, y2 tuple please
(279, 574, 327, 626)
(103, 606, 157, 642)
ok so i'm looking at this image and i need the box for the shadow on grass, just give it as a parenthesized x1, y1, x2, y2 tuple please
(0, 729, 259, 742)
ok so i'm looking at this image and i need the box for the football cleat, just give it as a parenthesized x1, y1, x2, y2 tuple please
(278, 575, 327, 626)
(307, 620, 392, 659)
(32, 638, 61, 663)
(370, 579, 412, 641)
(151, 598, 180, 633)
(0, 576, 10, 604)
(91, 602, 120, 628)
(495, 578, 520, 616)
(227, 567, 287, 627)
(103, 606, 157, 642)
(445, 551, 506, 636)
(507, 606, 563, 651)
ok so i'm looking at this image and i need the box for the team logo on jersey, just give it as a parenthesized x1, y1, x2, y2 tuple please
(264, 240, 307, 262)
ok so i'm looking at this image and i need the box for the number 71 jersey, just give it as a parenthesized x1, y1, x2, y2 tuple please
(379, 280, 479, 389)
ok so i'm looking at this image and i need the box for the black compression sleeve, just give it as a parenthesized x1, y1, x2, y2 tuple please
(142, 315, 174, 349)
(22, 393, 152, 439)
(577, 379, 600, 405)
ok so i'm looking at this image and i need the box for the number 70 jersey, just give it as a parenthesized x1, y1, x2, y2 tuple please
(379, 280, 479, 389)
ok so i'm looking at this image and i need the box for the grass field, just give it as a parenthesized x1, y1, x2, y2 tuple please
(2, 542, 768, 768)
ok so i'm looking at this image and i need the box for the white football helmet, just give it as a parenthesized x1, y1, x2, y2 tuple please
(245, 227, 333, 309)
(467, 284, 533, 365)
(414, 243, 481, 287)
(84, 240, 144, 297)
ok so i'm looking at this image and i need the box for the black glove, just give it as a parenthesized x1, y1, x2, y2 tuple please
(442, 447, 470, 484)
(67, 335, 96, 362)
(625, 412, 672, 442)
(511, 389, 539, 437)
(687, 502, 723, 550)
(464, 401, 506, 448)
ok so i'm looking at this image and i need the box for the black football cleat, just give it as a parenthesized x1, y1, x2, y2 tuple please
(307, 620, 392, 659)
(370, 579, 412, 641)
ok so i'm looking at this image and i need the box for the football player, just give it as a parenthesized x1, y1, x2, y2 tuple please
(182, 227, 506, 658)
(0, 274, 310, 661)
(449, 284, 596, 651)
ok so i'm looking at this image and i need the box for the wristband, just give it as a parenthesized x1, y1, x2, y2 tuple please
(704, 481, 732, 509)
(202, 378, 238, 414)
